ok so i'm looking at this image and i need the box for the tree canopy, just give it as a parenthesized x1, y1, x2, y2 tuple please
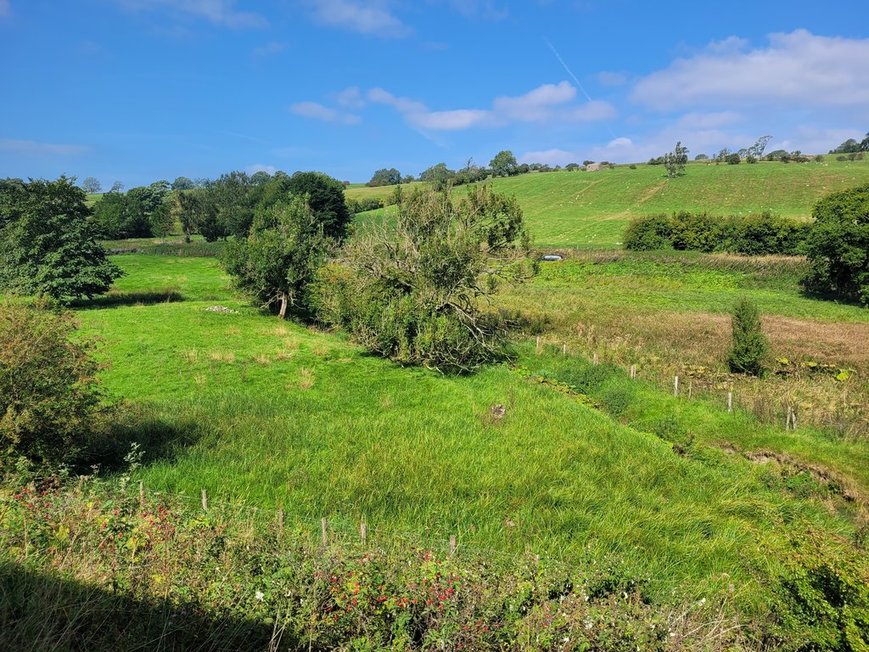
(0, 177, 122, 302)
(367, 168, 402, 187)
(490, 150, 518, 177)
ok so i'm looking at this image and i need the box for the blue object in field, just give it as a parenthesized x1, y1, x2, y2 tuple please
(541, 254, 563, 262)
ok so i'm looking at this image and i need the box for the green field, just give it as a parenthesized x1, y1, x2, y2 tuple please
(68, 253, 865, 616)
(347, 159, 869, 247)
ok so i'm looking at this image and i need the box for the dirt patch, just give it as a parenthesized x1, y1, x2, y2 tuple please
(720, 444, 862, 505)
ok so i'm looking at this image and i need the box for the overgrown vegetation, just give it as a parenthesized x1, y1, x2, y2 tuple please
(315, 187, 535, 372)
(0, 302, 104, 466)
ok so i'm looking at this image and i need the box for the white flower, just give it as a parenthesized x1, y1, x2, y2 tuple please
(255, 591, 265, 602)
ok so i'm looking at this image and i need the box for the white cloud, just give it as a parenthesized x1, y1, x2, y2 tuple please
(596, 71, 628, 87)
(114, 0, 267, 28)
(676, 112, 743, 129)
(434, 0, 507, 20)
(632, 30, 869, 110)
(0, 139, 88, 156)
(411, 109, 491, 131)
(289, 101, 360, 125)
(0, 0, 10, 18)
(334, 86, 366, 109)
(303, 0, 411, 37)
(492, 81, 576, 121)
(252, 42, 286, 57)
(368, 81, 614, 131)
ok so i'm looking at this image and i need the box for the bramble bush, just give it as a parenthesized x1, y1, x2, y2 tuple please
(0, 302, 104, 467)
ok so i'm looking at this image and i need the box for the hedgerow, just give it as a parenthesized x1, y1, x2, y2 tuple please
(624, 211, 810, 255)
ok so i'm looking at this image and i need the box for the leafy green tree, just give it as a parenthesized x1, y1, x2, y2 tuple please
(285, 171, 351, 241)
(727, 299, 768, 376)
(663, 141, 688, 178)
(171, 190, 211, 242)
(367, 168, 402, 187)
(171, 176, 195, 191)
(861, 132, 869, 152)
(110, 180, 124, 193)
(801, 184, 869, 304)
(489, 150, 518, 177)
(830, 138, 861, 154)
(418, 163, 455, 191)
(314, 186, 535, 373)
(0, 177, 121, 302)
(81, 177, 101, 194)
(223, 197, 328, 319)
(1, 302, 104, 466)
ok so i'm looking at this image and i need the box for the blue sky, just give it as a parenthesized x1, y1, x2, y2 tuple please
(1, 0, 867, 187)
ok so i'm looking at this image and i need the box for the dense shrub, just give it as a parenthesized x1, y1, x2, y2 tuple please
(801, 184, 869, 305)
(624, 211, 809, 255)
(727, 299, 768, 376)
(0, 303, 103, 466)
(314, 187, 535, 373)
(223, 197, 328, 319)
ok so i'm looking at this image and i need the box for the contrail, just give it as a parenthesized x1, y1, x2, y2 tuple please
(545, 37, 617, 140)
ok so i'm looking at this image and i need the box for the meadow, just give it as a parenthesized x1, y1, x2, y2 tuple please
(347, 159, 869, 247)
(66, 252, 865, 611)
(3, 161, 868, 649)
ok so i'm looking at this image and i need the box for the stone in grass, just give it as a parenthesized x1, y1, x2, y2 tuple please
(205, 305, 238, 314)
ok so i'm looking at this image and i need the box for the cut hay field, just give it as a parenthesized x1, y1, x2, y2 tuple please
(69, 252, 866, 620)
(347, 159, 869, 248)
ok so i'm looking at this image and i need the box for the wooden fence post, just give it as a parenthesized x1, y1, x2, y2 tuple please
(449, 535, 457, 557)
(201, 488, 208, 512)
(673, 376, 679, 397)
(276, 508, 284, 531)
(321, 517, 329, 546)
(629, 365, 636, 379)
(536, 336, 541, 355)
(360, 519, 367, 545)
(592, 352, 599, 365)
(139, 480, 145, 510)
(727, 392, 733, 413)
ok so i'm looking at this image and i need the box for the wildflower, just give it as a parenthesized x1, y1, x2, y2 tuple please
(255, 590, 265, 602)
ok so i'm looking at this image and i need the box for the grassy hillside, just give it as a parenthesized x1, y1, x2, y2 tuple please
(68, 254, 864, 605)
(347, 159, 869, 248)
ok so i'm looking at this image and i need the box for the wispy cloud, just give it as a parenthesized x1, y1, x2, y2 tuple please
(366, 81, 615, 131)
(333, 86, 367, 109)
(433, 0, 508, 20)
(247, 163, 278, 175)
(0, 138, 89, 156)
(0, 0, 10, 18)
(252, 41, 287, 58)
(289, 101, 361, 125)
(113, 0, 267, 29)
(632, 30, 869, 110)
(302, 0, 411, 38)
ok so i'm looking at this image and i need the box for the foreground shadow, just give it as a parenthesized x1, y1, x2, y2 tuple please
(0, 563, 295, 651)
(82, 408, 203, 473)
(72, 290, 184, 310)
